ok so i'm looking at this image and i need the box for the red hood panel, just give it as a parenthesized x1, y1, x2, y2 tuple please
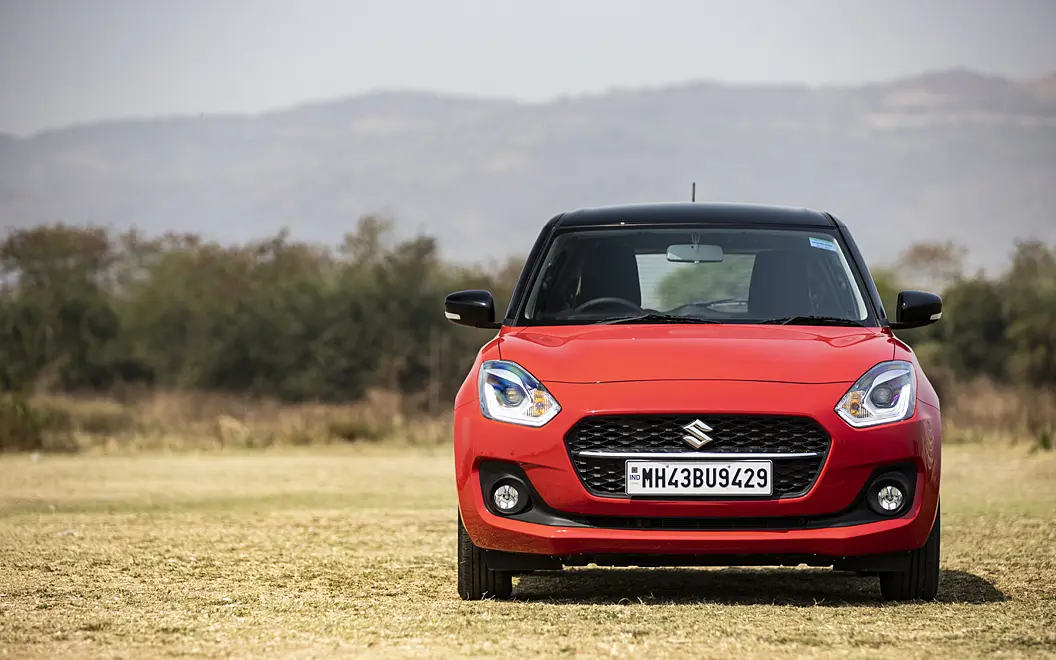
(498, 324, 895, 384)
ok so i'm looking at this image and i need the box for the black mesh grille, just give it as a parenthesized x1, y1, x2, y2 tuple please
(565, 414, 830, 499)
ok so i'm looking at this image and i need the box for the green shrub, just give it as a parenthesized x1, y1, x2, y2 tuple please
(1036, 429, 1053, 452)
(328, 415, 391, 442)
(0, 393, 44, 452)
(76, 405, 138, 435)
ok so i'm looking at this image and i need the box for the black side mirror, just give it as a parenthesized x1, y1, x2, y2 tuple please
(445, 290, 501, 329)
(889, 290, 942, 330)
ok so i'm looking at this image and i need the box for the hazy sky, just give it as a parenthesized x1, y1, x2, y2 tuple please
(1, 0, 1054, 135)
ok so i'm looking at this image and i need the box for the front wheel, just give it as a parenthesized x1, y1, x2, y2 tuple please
(457, 511, 513, 600)
(879, 504, 941, 601)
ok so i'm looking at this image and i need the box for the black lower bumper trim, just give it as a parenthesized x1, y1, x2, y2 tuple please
(578, 508, 875, 531)
(484, 550, 912, 572)
(484, 550, 563, 571)
(479, 460, 917, 532)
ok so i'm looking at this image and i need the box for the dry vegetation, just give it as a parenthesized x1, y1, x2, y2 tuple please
(2, 379, 1055, 455)
(1, 443, 1055, 659)
(941, 380, 1056, 449)
(1, 390, 453, 453)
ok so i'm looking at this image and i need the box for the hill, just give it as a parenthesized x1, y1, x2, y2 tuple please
(2, 68, 1054, 270)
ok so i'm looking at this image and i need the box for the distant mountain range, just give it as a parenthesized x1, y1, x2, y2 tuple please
(1, 68, 1054, 271)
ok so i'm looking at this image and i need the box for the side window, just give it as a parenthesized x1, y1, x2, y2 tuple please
(805, 257, 845, 317)
(525, 245, 568, 318)
(801, 250, 868, 319)
(525, 241, 587, 318)
(815, 255, 859, 317)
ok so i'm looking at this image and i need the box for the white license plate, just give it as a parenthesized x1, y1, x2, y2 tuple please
(625, 460, 773, 496)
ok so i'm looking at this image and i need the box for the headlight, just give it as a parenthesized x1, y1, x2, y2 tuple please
(478, 360, 561, 427)
(835, 361, 916, 428)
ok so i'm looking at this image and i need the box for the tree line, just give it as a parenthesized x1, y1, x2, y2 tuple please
(871, 240, 1056, 397)
(0, 217, 518, 409)
(0, 219, 1053, 410)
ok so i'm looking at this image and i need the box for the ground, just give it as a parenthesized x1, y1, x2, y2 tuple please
(1, 444, 1054, 659)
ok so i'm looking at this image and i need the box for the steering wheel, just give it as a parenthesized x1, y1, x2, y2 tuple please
(572, 297, 644, 314)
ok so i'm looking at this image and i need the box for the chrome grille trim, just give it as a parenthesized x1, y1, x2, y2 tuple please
(574, 450, 820, 459)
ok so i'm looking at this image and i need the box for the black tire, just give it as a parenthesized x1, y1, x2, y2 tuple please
(457, 511, 513, 600)
(879, 504, 940, 601)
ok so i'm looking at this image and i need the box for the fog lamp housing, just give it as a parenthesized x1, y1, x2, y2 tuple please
(866, 473, 911, 517)
(490, 480, 529, 515)
(876, 485, 904, 511)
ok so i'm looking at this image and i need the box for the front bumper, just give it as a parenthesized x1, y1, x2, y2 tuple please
(455, 380, 942, 561)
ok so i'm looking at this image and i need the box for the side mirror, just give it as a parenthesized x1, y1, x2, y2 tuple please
(444, 290, 501, 329)
(890, 290, 942, 330)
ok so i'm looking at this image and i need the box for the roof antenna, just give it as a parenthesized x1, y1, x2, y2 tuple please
(691, 182, 696, 202)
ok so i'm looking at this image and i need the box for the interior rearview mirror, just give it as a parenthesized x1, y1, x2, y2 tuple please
(890, 290, 943, 330)
(445, 290, 501, 329)
(666, 244, 724, 263)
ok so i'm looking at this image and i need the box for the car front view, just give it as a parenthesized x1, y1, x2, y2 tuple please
(445, 203, 943, 601)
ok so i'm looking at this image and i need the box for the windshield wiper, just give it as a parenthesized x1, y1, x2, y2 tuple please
(757, 315, 865, 327)
(598, 313, 721, 325)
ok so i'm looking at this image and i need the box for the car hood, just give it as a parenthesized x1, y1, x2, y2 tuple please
(497, 324, 896, 384)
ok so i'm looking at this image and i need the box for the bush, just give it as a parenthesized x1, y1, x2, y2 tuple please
(1036, 429, 1053, 452)
(0, 393, 81, 452)
(0, 393, 44, 452)
(943, 379, 1056, 446)
(327, 415, 391, 442)
(33, 396, 137, 436)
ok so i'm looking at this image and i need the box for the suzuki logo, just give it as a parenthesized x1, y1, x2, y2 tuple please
(682, 419, 714, 449)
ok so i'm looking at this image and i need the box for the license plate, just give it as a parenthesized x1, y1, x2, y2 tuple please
(625, 460, 773, 496)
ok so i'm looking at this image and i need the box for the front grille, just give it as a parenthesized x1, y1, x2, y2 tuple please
(565, 414, 830, 499)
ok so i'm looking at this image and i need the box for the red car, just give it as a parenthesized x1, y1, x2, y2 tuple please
(445, 203, 943, 601)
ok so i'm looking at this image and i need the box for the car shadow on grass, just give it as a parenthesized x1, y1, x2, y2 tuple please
(512, 568, 1006, 606)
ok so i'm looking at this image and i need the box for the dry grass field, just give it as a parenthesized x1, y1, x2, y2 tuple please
(1, 443, 1055, 659)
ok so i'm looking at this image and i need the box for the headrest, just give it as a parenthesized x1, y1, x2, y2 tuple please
(579, 240, 642, 307)
(748, 250, 810, 318)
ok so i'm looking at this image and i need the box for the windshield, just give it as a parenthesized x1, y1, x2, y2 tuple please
(519, 227, 873, 326)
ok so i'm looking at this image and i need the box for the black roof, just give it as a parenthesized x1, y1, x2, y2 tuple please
(556, 202, 837, 228)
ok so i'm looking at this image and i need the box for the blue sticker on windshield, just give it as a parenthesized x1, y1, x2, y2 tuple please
(809, 237, 838, 252)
